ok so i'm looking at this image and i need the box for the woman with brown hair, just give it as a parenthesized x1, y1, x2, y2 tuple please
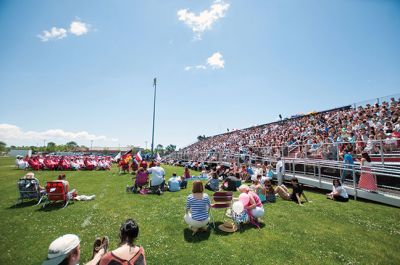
(99, 218, 146, 265)
(358, 152, 378, 192)
(184, 180, 211, 235)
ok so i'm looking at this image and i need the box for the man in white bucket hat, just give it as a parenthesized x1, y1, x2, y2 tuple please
(43, 234, 104, 265)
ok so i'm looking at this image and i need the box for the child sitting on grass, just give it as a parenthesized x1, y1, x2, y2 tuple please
(205, 172, 220, 191)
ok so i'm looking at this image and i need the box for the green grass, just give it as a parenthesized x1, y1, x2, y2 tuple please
(0, 157, 399, 265)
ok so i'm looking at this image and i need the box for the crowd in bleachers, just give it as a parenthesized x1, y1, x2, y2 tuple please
(16, 155, 112, 171)
(180, 97, 400, 161)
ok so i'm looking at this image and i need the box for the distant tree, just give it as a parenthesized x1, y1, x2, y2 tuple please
(0, 141, 6, 153)
(155, 144, 164, 155)
(156, 144, 164, 150)
(66, 141, 78, 151)
(46, 142, 56, 152)
(197, 135, 207, 141)
(165, 144, 176, 154)
(29, 146, 37, 152)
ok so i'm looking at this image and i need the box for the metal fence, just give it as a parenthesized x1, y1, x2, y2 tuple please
(166, 149, 400, 197)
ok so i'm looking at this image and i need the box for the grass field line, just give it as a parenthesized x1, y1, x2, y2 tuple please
(81, 215, 92, 228)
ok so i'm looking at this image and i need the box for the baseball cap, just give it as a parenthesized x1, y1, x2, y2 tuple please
(42, 234, 80, 265)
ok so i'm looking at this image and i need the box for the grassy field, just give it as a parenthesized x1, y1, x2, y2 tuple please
(0, 157, 399, 265)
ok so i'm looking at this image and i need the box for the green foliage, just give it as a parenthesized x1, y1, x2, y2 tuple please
(165, 144, 177, 154)
(0, 157, 399, 265)
(46, 142, 56, 152)
(197, 135, 207, 141)
(0, 141, 6, 153)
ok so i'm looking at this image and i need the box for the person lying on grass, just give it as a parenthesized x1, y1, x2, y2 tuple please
(327, 179, 349, 202)
(184, 180, 211, 235)
(276, 177, 311, 206)
(99, 218, 146, 265)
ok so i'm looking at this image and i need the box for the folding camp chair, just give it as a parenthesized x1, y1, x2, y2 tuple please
(15, 177, 46, 206)
(43, 180, 73, 208)
(209, 191, 233, 229)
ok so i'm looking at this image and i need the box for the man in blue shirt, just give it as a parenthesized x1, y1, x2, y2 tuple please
(168, 173, 181, 192)
(341, 151, 354, 183)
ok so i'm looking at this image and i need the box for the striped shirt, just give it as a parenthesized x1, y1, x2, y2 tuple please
(186, 194, 211, 221)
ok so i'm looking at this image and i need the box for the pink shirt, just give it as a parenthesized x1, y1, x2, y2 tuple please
(136, 171, 149, 186)
(249, 191, 262, 207)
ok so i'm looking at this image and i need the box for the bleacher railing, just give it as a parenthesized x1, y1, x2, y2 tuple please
(165, 149, 400, 199)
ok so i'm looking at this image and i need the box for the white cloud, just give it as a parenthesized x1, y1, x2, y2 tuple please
(207, 52, 224, 69)
(0, 124, 115, 144)
(177, 0, 230, 40)
(185, 52, 225, 71)
(184, 65, 207, 71)
(69, 20, 90, 36)
(37, 27, 67, 42)
(38, 19, 91, 42)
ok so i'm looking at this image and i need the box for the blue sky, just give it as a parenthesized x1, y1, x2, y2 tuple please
(0, 0, 399, 149)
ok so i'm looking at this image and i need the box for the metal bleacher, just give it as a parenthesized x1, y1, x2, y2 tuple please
(168, 151, 400, 207)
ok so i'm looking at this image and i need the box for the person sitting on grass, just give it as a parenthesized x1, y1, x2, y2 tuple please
(42, 234, 105, 265)
(134, 167, 149, 194)
(251, 178, 266, 203)
(180, 174, 188, 189)
(184, 180, 211, 235)
(146, 162, 165, 195)
(184, 166, 191, 179)
(238, 184, 265, 222)
(327, 179, 349, 202)
(99, 218, 146, 265)
(205, 172, 220, 191)
(262, 179, 291, 203)
(221, 173, 242, 191)
(168, 173, 181, 192)
(275, 177, 311, 206)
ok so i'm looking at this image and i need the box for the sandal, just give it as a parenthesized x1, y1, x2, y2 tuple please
(100, 236, 109, 252)
(92, 237, 102, 259)
(92, 236, 109, 259)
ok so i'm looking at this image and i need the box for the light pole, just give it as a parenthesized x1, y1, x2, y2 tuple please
(90, 140, 93, 151)
(151, 77, 157, 158)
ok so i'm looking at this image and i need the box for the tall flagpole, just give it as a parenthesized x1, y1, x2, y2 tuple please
(151, 78, 157, 158)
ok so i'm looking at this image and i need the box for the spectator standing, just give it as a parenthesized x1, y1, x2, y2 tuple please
(340, 150, 354, 183)
(275, 158, 285, 186)
(358, 152, 378, 192)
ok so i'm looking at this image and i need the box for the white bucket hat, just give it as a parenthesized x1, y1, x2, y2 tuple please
(42, 234, 80, 265)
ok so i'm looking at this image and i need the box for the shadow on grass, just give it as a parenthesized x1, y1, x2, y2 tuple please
(211, 221, 266, 235)
(36, 201, 73, 212)
(7, 200, 39, 209)
(183, 227, 211, 243)
(236, 221, 266, 233)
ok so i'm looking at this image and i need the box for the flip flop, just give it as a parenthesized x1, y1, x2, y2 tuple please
(91, 237, 102, 259)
